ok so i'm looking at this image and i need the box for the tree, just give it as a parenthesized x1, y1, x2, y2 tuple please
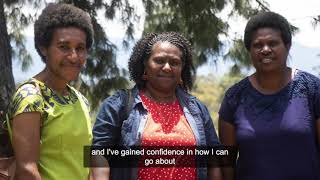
(192, 72, 244, 132)
(1, 0, 271, 112)
(0, 0, 139, 111)
(0, 0, 14, 114)
(141, 0, 270, 68)
(311, 15, 320, 58)
(0, 0, 42, 157)
(312, 15, 320, 27)
(0, 0, 40, 114)
(224, 21, 298, 74)
(223, 38, 251, 75)
(59, 0, 138, 108)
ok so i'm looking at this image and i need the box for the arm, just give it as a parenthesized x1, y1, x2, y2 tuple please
(218, 119, 238, 180)
(208, 167, 222, 180)
(90, 103, 112, 180)
(90, 156, 109, 180)
(198, 104, 222, 180)
(12, 112, 41, 180)
(91, 91, 126, 180)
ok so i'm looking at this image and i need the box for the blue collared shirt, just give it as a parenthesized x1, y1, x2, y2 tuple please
(92, 86, 219, 179)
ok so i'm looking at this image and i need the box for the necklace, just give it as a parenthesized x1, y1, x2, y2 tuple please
(143, 90, 176, 103)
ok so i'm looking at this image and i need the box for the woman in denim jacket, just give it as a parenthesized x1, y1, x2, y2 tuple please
(91, 32, 221, 180)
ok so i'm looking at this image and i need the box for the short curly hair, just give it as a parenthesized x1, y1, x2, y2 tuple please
(128, 32, 195, 91)
(244, 11, 292, 50)
(34, 3, 94, 62)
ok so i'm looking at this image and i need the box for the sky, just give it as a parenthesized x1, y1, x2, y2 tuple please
(12, 0, 320, 82)
(197, 0, 320, 76)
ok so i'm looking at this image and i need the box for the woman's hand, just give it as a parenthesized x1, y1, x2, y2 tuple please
(12, 112, 41, 180)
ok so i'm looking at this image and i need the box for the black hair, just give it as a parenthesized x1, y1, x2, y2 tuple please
(34, 3, 94, 62)
(244, 11, 292, 50)
(128, 32, 195, 91)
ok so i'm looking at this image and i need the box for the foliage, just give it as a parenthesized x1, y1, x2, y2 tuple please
(1, 0, 270, 111)
(56, 0, 140, 109)
(0, 0, 138, 110)
(141, 0, 270, 68)
(62, 0, 273, 110)
(312, 15, 320, 57)
(223, 19, 299, 76)
(312, 15, 320, 28)
(144, 0, 228, 67)
(3, 0, 41, 71)
(223, 38, 251, 74)
(192, 72, 244, 133)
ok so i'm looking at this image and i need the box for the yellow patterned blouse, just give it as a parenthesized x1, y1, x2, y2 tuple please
(8, 78, 92, 180)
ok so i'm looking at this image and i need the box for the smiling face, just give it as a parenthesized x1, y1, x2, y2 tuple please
(40, 27, 87, 82)
(250, 27, 290, 73)
(144, 41, 183, 93)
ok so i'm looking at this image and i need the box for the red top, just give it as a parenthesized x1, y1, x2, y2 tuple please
(137, 91, 196, 180)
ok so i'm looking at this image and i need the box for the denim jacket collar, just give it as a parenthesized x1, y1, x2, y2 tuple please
(130, 85, 198, 113)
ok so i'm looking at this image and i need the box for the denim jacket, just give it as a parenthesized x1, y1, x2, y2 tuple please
(92, 86, 220, 180)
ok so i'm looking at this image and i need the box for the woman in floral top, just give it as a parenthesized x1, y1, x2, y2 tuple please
(7, 3, 93, 180)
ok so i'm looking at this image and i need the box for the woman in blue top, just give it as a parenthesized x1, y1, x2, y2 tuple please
(219, 12, 320, 180)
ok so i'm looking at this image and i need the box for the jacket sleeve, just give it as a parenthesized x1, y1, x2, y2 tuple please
(92, 91, 126, 147)
(196, 100, 220, 146)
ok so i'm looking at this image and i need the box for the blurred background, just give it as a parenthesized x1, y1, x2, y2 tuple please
(1, 0, 320, 131)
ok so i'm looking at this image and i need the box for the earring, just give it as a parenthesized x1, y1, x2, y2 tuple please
(142, 71, 147, 80)
(179, 78, 183, 85)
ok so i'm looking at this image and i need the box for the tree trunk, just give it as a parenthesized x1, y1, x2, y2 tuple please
(0, 0, 15, 113)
